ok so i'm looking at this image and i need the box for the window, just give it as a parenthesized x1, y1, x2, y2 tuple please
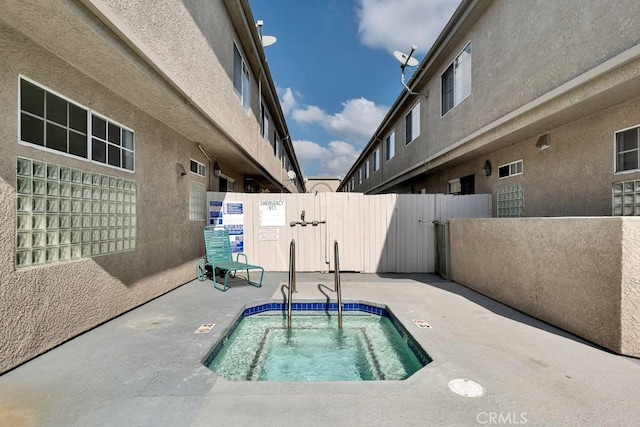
(373, 148, 380, 172)
(364, 161, 370, 179)
(498, 160, 523, 179)
(358, 169, 362, 185)
(219, 175, 235, 192)
(189, 181, 206, 220)
(448, 178, 461, 194)
(233, 43, 250, 110)
(405, 102, 420, 144)
(350, 178, 355, 191)
(385, 131, 395, 161)
(15, 157, 137, 268)
(615, 126, 640, 173)
(612, 179, 640, 215)
(441, 42, 472, 115)
(275, 133, 281, 157)
(497, 183, 524, 217)
(261, 103, 270, 142)
(190, 159, 205, 177)
(19, 78, 134, 172)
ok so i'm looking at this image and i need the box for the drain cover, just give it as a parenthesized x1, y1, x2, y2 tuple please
(448, 379, 484, 397)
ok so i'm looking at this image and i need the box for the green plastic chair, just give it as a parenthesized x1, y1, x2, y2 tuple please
(196, 226, 263, 291)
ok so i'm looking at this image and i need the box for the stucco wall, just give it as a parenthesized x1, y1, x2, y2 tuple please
(449, 217, 640, 357)
(0, 23, 206, 373)
(415, 94, 640, 216)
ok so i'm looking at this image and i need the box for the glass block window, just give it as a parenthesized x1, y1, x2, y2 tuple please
(497, 183, 524, 217)
(15, 157, 136, 269)
(189, 181, 206, 221)
(20, 77, 134, 172)
(612, 180, 640, 216)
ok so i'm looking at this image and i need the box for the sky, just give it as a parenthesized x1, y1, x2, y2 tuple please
(248, 0, 462, 178)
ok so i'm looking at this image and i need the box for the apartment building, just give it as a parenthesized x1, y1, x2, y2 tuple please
(340, 0, 640, 218)
(0, 0, 303, 373)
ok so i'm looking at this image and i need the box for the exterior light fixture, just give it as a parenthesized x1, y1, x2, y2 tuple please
(482, 160, 492, 177)
(213, 161, 221, 178)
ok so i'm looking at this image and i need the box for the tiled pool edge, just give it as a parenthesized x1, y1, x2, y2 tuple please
(201, 300, 432, 370)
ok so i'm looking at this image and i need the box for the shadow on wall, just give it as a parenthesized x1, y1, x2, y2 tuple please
(389, 273, 604, 351)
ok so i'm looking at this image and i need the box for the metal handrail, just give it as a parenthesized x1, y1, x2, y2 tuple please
(334, 240, 343, 329)
(287, 239, 295, 329)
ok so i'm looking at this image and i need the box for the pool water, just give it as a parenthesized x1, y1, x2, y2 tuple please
(206, 314, 424, 381)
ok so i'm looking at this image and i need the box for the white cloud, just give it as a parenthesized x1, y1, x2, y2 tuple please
(291, 105, 327, 124)
(324, 98, 388, 144)
(356, 0, 461, 54)
(293, 139, 359, 177)
(278, 87, 297, 116)
(291, 98, 388, 145)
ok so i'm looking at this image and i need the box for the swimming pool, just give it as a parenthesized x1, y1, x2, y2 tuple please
(203, 302, 431, 381)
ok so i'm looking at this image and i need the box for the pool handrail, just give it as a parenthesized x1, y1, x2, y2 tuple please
(334, 240, 343, 329)
(287, 239, 295, 329)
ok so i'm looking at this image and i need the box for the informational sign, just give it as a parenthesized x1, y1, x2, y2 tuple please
(259, 200, 286, 226)
(259, 227, 279, 241)
(209, 201, 223, 225)
(208, 200, 244, 253)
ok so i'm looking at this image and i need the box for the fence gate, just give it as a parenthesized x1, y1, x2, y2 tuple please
(206, 192, 491, 273)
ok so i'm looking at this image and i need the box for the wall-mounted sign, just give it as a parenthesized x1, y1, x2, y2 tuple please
(259, 227, 279, 241)
(259, 200, 286, 226)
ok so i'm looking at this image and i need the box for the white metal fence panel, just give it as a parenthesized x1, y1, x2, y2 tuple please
(206, 192, 491, 273)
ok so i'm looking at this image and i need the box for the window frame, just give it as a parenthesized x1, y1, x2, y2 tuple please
(441, 42, 472, 116)
(189, 159, 206, 177)
(373, 147, 380, 172)
(233, 42, 251, 112)
(614, 125, 640, 174)
(498, 160, 524, 179)
(261, 102, 270, 143)
(385, 130, 395, 161)
(405, 102, 420, 145)
(364, 160, 370, 179)
(358, 169, 362, 185)
(19, 76, 135, 173)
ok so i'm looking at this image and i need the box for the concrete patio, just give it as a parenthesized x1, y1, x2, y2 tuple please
(1, 272, 639, 426)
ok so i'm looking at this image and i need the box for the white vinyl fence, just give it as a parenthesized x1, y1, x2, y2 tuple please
(206, 192, 491, 273)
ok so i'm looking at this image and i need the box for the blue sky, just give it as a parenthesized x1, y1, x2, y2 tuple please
(249, 0, 462, 178)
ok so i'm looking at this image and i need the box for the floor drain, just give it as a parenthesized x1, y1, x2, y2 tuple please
(448, 379, 484, 397)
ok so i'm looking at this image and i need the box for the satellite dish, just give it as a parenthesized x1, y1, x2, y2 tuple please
(394, 50, 419, 68)
(287, 170, 296, 180)
(262, 35, 277, 48)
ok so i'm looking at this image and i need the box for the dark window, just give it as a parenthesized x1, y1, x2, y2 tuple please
(441, 65, 454, 114)
(92, 138, 106, 163)
(46, 123, 67, 152)
(108, 123, 121, 145)
(405, 110, 412, 144)
(20, 80, 44, 116)
(21, 113, 44, 146)
(69, 131, 87, 157)
(107, 144, 120, 167)
(616, 127, 640, 172)
(498, 165, 510, 178)
(20, 78, 134, 172)
(92, 116, 106, 139)
(69, 104, 87, 133)
(460, 174, 475, 195)
(46, 93, 67, 126)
